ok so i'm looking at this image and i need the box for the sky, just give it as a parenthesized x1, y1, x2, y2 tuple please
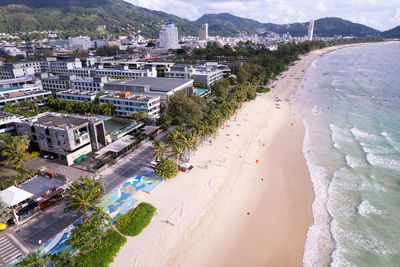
(126, 0, 400, 31)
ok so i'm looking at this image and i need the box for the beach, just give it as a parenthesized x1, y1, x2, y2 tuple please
(111, 46, 346, 267)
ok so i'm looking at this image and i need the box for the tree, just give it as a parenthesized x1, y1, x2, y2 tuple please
(134, 111, 148, 121)
(154, 159, 179, 179)
(15, 252, 49, 267)
(66, 207, 111, 255)
(156, 113, 171, 130)
(51, 249, 76, 267)
(0, 197, 11, 223)
(64, 176, 104, 218)
(151, 140, 165, 162)
(0, 134, 31, 168)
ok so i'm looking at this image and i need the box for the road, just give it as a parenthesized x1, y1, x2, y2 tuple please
(13, 133, 166, 254)
(14, 204, 79, 250)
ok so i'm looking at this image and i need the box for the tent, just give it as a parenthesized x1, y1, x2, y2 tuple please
(0, 186, 33, 207)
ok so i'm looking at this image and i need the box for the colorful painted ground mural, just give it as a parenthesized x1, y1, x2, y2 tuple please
(36, 175, 162, 256)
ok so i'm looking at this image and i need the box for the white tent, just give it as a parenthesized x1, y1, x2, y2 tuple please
(0, 186, 33, 207)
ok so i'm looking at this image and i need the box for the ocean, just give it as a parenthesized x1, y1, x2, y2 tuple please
(299, 42, 400, 266)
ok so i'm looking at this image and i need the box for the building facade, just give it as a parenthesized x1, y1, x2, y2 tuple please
(56, 90, 97, 102)
(104, 77, 193, 101)
(16, 113, 107, 166)
(198, 23, 209, 41)
(0, 112, 22, 134)
(68, 36, 93, 51)
(0, 77, 51, 107)
(159, 21, 181, 49)
(99, 91, 160, 118)
(41, 75, 76, 91)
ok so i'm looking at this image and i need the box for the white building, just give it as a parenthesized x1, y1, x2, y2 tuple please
(166, 63, 225, 87)
(0, 46, 26, 58)
(99, 91, 161, 118)
(0, 77, 51, 107)
(159, 21, 181, 49)
(0, 63, 35, 80)
(0, 112, 23, 134)
(72, 76, 109, 92)
(47, 58, 82, 75)
(56, 90, 97, 103)
(308, 19, 315, 41)
(198, 23, 209, 41)
(41, 75, 76, 91)
(68, 36, 93, 51)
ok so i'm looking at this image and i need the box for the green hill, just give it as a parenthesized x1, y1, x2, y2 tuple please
(382, 26, 400, 38)
(197, 14, 380, 37)
(0, 0, 199, 38)
(0, 1, 384, 39)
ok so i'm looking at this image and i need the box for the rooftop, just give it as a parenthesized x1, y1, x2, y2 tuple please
(56, 89, 97, 97)
(21, 175, 66, 200)
(21, 112, 99, 129)
(106, 77, 193, 92)
(101, 92, 158, 102)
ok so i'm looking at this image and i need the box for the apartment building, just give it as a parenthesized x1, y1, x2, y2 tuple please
(0, 112, 23, 134)
(104, 77, 193, 101)
(99, 91, 160, 118)
(56, 90, 97, 102)
(41, 75, 76, 91)
(16, 112, 107, 166)
(0, 77, 51, 107)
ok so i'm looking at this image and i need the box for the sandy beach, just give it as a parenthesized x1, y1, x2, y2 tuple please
(110, 45, 347, 267)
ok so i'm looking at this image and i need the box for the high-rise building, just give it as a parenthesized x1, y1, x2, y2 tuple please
(198, 23, 209, 41)
(159, 21, 181, 49)
(307, 19, 315, 41)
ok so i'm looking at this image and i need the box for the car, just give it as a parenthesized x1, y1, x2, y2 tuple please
(149, 161, 158, 168)
(43, 154, 55, 160)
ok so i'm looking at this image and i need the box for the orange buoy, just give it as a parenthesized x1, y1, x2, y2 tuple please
(256, 160, 259, 164)
(291, 123, 294, 126)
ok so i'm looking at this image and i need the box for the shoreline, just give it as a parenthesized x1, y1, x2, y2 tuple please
(110, 45, 352, 267)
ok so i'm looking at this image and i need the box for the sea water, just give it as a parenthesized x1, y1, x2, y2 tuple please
(299, 43, 400, 266)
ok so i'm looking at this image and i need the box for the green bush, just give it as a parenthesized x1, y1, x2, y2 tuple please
(116, 202, 156, 236)
(74, 228, 126, 267)
(257, 87, 271, 93)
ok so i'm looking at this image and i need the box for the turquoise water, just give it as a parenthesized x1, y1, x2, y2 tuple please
(298, 43, 400, 266)
(193, 88, 207, 95)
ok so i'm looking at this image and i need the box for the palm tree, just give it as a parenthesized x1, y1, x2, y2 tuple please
(166, 129, 180, 148)
(1, 135, 31, 168)
(168, 143, 184, 164)
(64, 188, 94, 218)
(151, 139, 165, 162)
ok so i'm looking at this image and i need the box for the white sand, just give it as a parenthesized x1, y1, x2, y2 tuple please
(110, 46, 347, 267)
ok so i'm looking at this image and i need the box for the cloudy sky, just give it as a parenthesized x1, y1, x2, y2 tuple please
(126, 0, 400, 31)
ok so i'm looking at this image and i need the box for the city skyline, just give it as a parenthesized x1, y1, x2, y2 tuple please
(127, 0, 400, 31)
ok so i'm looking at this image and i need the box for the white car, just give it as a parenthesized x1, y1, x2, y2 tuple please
(149, 161, 158, 168)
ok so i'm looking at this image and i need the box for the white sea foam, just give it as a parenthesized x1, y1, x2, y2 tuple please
(351, 127, 385, 143)
(360, 143, 393, 154)
(345, 155, 368, 169)
(357, 200, 383, 216)
(366, 153, 400, 171)
(330, 124, 354, 149)
(303, 120, 335, 267)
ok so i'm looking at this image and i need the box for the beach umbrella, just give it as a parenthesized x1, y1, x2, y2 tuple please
(291, 123, 294, 126)
(256, 160, 259, 164)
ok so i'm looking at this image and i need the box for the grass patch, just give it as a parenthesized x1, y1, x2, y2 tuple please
(257, 87, 271, 93)
(74, 228, 126, 267)
(115, 202, 156, 236)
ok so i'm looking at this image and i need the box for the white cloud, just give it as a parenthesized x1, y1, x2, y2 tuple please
(390, 8, 400, 25)
(316, 1, 328, 12)
(124, 0, 400, 31)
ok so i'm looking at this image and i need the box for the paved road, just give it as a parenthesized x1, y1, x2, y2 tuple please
(0, 235, 27, 267)
(13, 131, 170, 255)
(15, 204, 80, 251)
(101, 141, 154, 192)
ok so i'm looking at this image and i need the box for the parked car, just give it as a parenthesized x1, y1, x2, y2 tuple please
(43, 154, 55, 160)
(149, 161, 158, 168)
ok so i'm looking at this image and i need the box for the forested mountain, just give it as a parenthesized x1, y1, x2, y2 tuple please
(0, 0, 199, 38)
(197, 14, 381, 37)
(0, 0, 388, 38)
(382, 26, 400, 38)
